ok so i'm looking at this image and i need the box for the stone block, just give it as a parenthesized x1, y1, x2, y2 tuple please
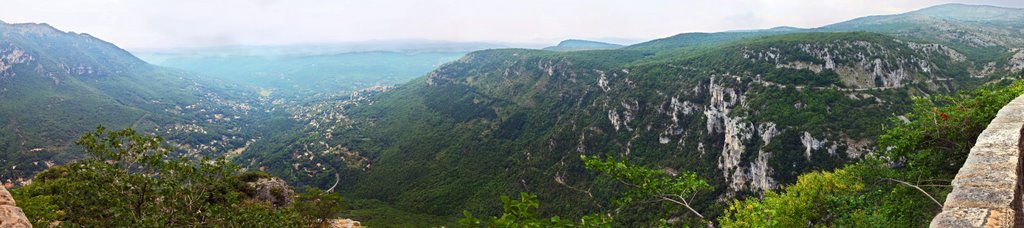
(993, 109, 1024, 124)
(931, 207, 988, 227)
(952, 165, 1017, 189)
(961, 154, 1018, 170)
(943, 186, 1015, 210)
(931, 208, 1016, 228)
(972, 126, 1023, 151)
(961, 153, 1018, 169)
(968, 144, 1020, 158)
(933, 95, 1024, 227)
(984, 209, 1015, 228)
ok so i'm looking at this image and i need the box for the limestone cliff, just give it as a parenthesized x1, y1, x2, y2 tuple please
(0, 186, 30, 227)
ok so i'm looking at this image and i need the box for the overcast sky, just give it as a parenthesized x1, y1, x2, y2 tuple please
(1, 0, 1022, 50)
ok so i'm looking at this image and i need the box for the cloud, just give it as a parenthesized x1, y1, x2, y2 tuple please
(0, 0, 1021, 50)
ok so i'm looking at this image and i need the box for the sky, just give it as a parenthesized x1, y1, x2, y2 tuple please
(1, 0, 1023, 51)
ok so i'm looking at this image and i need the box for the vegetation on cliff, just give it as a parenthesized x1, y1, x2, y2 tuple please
(458, 75, 1024, 227)
(719, 76, 1024, 227)
(461, 155, 711, 227)
(10, 127, 346, 227)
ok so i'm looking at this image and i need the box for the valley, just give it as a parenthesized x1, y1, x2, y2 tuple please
(1, 2, 1024, 227)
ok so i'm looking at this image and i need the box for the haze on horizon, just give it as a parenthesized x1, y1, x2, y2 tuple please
(2, 0, 1023, 51)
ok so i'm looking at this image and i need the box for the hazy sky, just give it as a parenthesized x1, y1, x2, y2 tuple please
(2, 0, 1022, 50)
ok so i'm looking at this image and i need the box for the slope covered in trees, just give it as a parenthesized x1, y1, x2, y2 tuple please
(227, 4, 1024, 226)
(0, 21, 266, 182)
(3, 3, 1024, 227)
(0, 20, 328, 190)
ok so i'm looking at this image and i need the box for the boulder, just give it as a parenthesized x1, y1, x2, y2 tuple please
(0, 186, 30, 227)
(247, 177, 294, 208)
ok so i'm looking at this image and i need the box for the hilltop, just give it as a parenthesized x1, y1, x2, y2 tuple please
(0, 21, 285, 183)
(543, 39, 624, 51)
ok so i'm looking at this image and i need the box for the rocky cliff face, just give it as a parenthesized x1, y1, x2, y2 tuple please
(742, 39, 966, 88)
(823, 4, 1024, 49)
(580, 36, 973, 195)
(0, 47, 31, 80)
(1010, 49, 1024, 73)
(0, 186, 30, 227)
(268, 32, 1021, 219)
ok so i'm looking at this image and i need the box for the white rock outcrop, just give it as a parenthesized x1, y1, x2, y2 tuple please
(741, 40, 963, 89)
(1009, 49, 1024, 73)
(0, 48, 31, 79)
(800, 131, 826, 161)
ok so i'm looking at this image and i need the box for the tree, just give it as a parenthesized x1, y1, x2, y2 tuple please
(459, 192, 612, 228)
(717, 167, 865, 227)
(460, 155, 710, 227)
(294, 188, 347, 227)
(581, 155, 712, 221)
(11, 126, 303, 227)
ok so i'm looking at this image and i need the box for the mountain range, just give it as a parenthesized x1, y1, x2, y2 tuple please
(237, 3, 1023, 225)
(1, 3, 1023, 226)
(0, 20, 294, 184)
(543, 39, 624, 51)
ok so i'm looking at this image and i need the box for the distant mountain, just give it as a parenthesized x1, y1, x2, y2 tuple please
(138, 51, 468, 96)
(724, 26, 806, 33)
(134, 41, 511, 96)
(0, 21, 265, 182)
(627, 3, 1024, 58)
(5, 3, 1024, 227)
(542, 39, 623, 51)
(135, 40, 513, 58)
(623, 30, 802, 53)
(822, 3, 1024, 49)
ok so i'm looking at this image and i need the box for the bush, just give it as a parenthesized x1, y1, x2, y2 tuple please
(12, 126, 304, 227)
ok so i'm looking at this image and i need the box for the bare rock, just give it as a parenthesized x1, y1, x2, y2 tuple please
(327, 219, 362, 228)
(0, 186, 30, 227)
(247, 177, 294, 208)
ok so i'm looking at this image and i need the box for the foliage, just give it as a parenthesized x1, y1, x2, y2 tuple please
(581, 155, 711, 221)
(11, 126, 304, 227)
(718, 166, 866, 227)
(261, 29, 1012, 226)
(460, 192, 612, 228)
(294, 188, 347, 227)
(342, 198, 452, 227)
(719, 79, 1024, 227)
(879, 80, 1024, 176)
(461, 155, 712, 227)
(7, 7, 1024, 227)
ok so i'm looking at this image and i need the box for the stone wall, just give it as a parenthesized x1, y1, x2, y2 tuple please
(931, 95, 1024, 227)
(0, 186, 31, 227)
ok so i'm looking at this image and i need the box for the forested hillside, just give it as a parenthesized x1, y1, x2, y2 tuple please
(0, 21, 292, 185)
(231, 4, 1024, 226)
(3, 3, 1024, 227)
